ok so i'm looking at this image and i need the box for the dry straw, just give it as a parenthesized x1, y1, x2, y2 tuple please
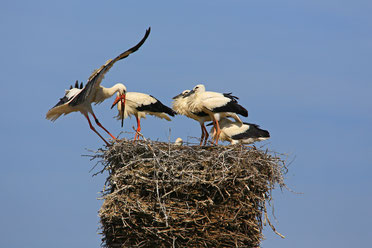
(90, 138, 287, 248)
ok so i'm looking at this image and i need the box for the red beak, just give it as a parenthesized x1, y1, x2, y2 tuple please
(111, 93, 126, 127)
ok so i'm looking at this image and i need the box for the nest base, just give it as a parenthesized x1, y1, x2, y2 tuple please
(92, 139, 286, 248)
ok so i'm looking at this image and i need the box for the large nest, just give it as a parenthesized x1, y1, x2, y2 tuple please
(91, 139, 287, 248)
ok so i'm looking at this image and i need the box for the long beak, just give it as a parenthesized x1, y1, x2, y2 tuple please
(172, 92, 183, 99)
(184, 89, 195, 97)
(111, 93, 126, 127)
(206, 122, 214, 126)
(111, 96, 120, 109)
(120, 94, 125, 128)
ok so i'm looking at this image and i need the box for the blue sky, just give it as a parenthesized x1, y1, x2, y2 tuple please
(1, 0, 371, 247)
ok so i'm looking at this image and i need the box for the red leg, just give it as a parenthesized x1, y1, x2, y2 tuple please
(211, 119, 217, 142)
(134, 116, 141, 140)
(84, 114, 110, 146)
(214, 119, 221, 145)
(202, 124, 209, 145)
(91, 112, 116, 140)
(199, 124, 205, 146)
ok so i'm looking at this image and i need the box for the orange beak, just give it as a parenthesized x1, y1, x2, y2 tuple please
(111, 93, 126, 127)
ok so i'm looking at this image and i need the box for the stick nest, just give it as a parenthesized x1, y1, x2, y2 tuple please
(92, 139, 287, 248)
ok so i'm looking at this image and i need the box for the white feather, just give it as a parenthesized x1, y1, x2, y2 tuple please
(210, 118, 269, 144)
(116, 92, 171, 121)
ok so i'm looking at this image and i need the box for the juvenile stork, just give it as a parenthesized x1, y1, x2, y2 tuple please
(46, 28, 151, 146)
(172, 90, 210, 145)
(207, 118, 270, 145)
(112, 91, 176, 140)
(186, 84, 248, 145)
(172, 89, 242, 145)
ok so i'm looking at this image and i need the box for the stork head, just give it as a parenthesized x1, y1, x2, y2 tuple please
(193, 84, 205, 93)
(111, 83, 127, 127)
(114, 83, 126, 95)
(172, 90, 191, 99)
(185, 84, 205, 97)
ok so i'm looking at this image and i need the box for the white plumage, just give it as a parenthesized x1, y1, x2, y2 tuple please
(208, 118, 270, 145)
(174, 137, 183, 146)
(113, 91, 176, 140)
(172, 90, 211, 145)
(46, 83, 126, 122)
(173, 89, 243, 145)
(185, 84, 248, 145)
(172, 90, 193, 117)
(45, 28, 151, 146)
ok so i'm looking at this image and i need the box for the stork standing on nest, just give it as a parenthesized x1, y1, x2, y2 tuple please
(45, 28, 151, 146)
(172, 90, 210, 145)
(207, 118, 270, 145)
(172, 89, 243, 145)
(112, 91, 176, 140)
(185, 84, 248, 145)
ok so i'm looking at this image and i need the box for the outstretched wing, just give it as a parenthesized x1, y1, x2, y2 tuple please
(69, 27, 151, 107)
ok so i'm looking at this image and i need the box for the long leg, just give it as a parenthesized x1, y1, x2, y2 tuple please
(199, 123, 205, 146)
(91, 112, 116, 140)
(210, 117, 220, 145)
(214, 118, 221, 145)
(134, 116, 141, 140)
(201, 123, 209, 146)
(211, 119, 217, 142)
(84, 113, 110, 146)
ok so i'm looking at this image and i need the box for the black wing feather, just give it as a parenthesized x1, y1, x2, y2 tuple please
(213, 101, 248, 117)
(69, 27, 151, 107)
(192, 111, 209, 117)
(231, 123, 270, 140)
(136, 96, 176, 117)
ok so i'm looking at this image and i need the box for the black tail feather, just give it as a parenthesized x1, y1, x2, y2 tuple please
(235, 103, 248, 117)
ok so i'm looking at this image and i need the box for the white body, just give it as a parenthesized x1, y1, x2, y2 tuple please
(187, 84, 243, 123)
(172, 90, 212, 124)
(45, 28, 151, 145)
(210, 118, 270, 144)
(116, 92, 172, 121)
(172, 89, 242, 124)
(46, 84, 126, 121)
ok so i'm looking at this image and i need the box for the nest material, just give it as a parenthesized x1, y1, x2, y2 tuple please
(93, 139, 287, 248)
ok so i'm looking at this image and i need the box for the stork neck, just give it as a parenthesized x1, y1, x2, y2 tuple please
(104, 83, 126, 98)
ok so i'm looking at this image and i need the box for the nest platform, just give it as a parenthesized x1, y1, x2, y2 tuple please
(92, 139, 287, 248)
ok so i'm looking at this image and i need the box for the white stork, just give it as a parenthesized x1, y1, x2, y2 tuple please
(112, 91, 176, 140)
(46, 28, 151, 146)
(207, 118, 270, 145)
(172, 90, 210, 145)
(172, 89, 243, 145)
(186, 84, 248, 145)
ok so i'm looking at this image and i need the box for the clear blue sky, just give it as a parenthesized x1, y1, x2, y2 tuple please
(1, 1, 371, 247)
